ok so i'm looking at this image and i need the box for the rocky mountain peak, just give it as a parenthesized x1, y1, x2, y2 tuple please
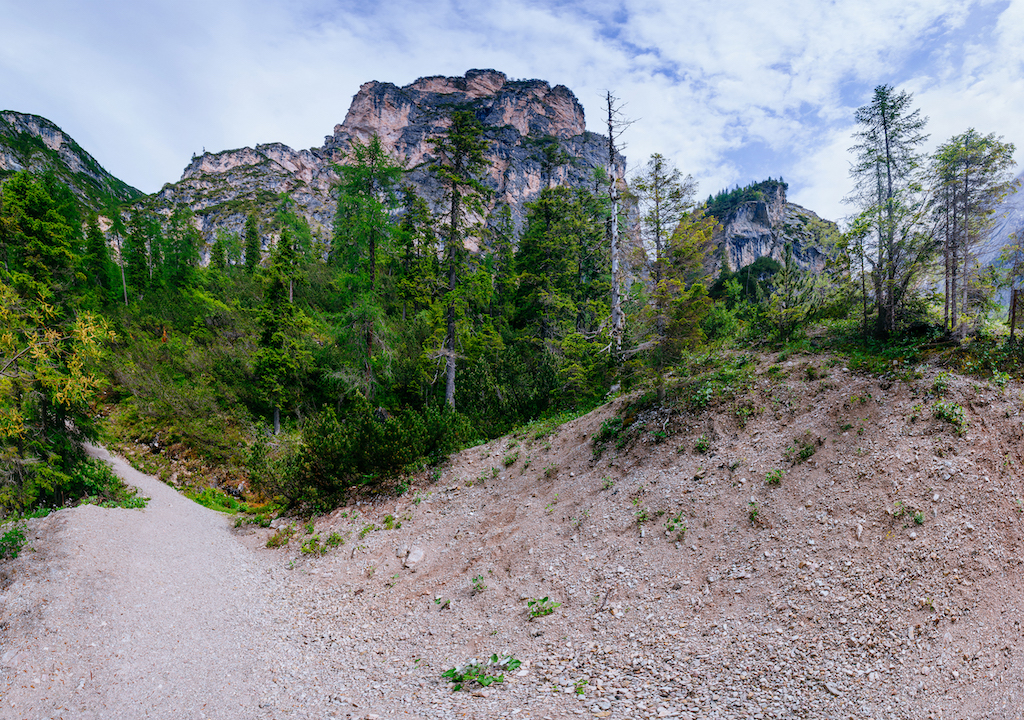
(327, 69, 588, 168)
(149, 70, 614, 253)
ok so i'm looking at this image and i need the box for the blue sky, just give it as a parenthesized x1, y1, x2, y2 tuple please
(3, 0, 1022, 223)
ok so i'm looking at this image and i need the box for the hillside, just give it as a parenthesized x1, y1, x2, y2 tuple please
(211, 352, 1020, 719)
(0, 111, 143, 212)
(3, 351, 1022, 718)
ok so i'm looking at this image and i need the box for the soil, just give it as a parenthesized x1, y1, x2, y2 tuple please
(2, 354, 1024, 719)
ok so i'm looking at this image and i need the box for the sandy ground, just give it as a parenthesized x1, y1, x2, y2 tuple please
(2, 353, 1024, 719)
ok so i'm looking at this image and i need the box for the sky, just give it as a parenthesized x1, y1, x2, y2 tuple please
(3, 0, 1023, 224)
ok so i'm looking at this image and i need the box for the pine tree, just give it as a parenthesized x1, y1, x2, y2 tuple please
(253, 227, 312, 434)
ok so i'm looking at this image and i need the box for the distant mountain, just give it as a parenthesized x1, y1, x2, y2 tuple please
(144, 69, 622, 253)
(0, 111, 143, 212)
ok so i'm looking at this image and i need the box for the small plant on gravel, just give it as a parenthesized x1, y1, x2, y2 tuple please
(748, 501, 760, 525)
(666, 512, 687, 540)
(1015, 498, 1024, 514)
(543, 462, 558, 478)
(527, 596, 561, 618)
(574, 677, 589, 695)
(0, 523, 27, 560)
(933, 401, 968, 435)
(933, 372, 951, 395)
(325, 531, 344, 548)
(601, 476, 614, 490)
(765, 469, 783, 486)
(382, 514, 401, 530)
(470, 574, 488, 594)
(442, 654, 522, 691)
(358, 523, 378, 539)
(304, 520, 315, 534)
(913, 510, 925, 525)
(300, 535, 322, 555)
(694, 434, 711, 454)
(434, 596, 451, 610)
(503, 451, 520, 467)
(266, 524, 295, 549)
(634, 507, 650, 525)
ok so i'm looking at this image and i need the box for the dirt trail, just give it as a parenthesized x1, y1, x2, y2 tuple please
(0, 445, 316, 719)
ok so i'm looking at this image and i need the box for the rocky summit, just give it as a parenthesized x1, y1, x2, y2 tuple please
(148, 69, 620, 253)
(711, 181, 836, 274)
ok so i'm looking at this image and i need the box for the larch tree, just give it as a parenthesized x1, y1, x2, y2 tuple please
(333, 134, 404, 401)
(429, 110, 490, 409)
(849, 85, 935, 337)
(930, 129, 1017, 336)
(633, 154, 697, 342)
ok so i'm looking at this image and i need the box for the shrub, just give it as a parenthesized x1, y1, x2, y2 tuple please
(0, 523, 27, 560)
(933, 401, 968, 435)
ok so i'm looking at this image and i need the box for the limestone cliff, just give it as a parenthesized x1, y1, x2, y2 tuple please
(709, 181, 835, 273)
(0, 111, 142, 211)
(147, 69, 621, 255)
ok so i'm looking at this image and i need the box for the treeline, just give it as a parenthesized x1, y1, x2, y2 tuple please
(1, 93, 1020, 515)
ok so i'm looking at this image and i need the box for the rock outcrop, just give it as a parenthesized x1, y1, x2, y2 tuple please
(147, 69, 621, 255)
(710, 182, 835, 273)
(0, 111, 142, 211)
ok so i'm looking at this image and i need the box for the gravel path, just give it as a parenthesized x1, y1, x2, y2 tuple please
(0, 445, 325, 720)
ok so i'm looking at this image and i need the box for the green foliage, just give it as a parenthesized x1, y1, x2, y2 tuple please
(441, 654, 522, 692)
(470, 574, 487, 594)
(266, 524, 295, 548)
(73, 459, 148, 509)
(0, 521, 27, 559)
(933, 400, 968, 435)
(527, 596, 561, 618)
(255, 398, 471, 510)
(187, 486, 250, 514)
(748, 500, 760, 524)
(764, 469, 783, 486)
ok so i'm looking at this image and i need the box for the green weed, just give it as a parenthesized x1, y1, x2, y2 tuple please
(442, 654, 522, 691)
(527, 596, 560, 618)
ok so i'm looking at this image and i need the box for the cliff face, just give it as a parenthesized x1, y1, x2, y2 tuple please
(0, 111, 142, 211)
(713, 183, 834, 273)
(149, 69, 620, 253)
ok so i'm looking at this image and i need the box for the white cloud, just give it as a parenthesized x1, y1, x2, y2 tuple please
(1, 0, 1020, 220)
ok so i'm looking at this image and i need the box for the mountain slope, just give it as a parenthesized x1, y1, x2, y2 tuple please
(0, 111, 142, 212)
